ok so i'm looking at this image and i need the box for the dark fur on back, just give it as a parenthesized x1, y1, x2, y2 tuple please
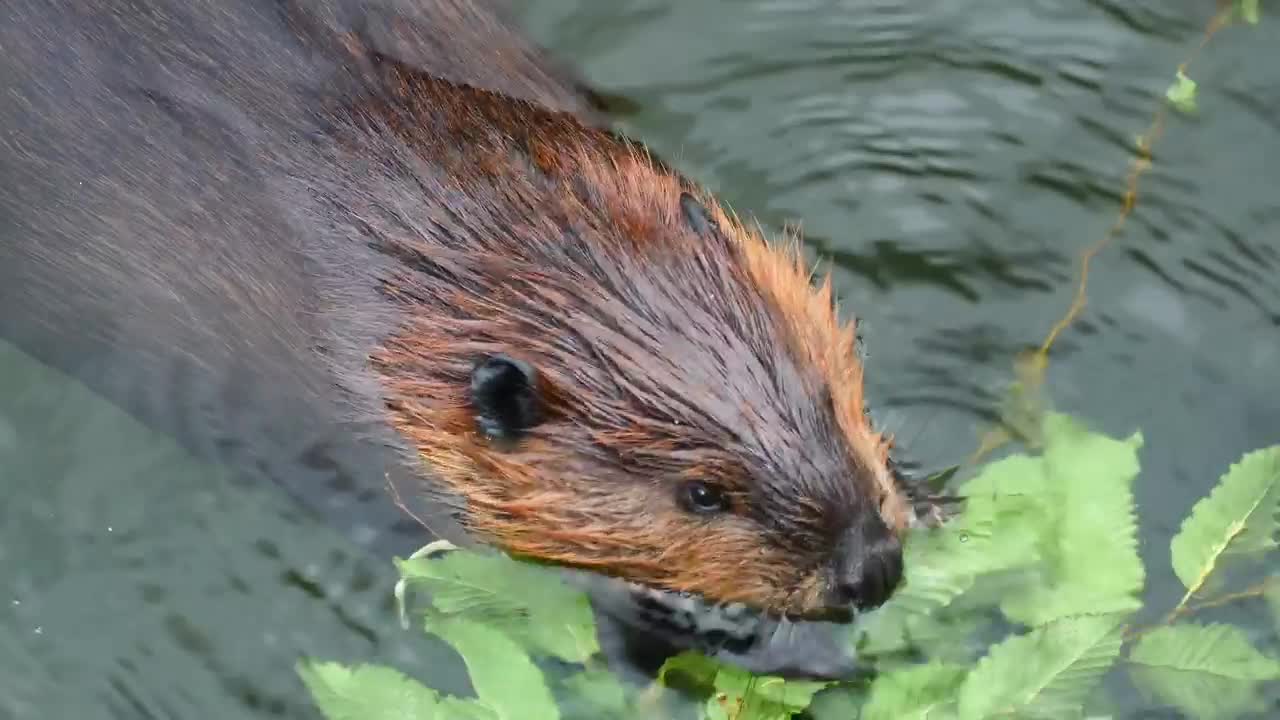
(0, 0, 593, 552)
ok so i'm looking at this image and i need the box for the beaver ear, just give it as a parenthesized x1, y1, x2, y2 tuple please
(469, 354, 543, 443)
(679, 192, 721, 237)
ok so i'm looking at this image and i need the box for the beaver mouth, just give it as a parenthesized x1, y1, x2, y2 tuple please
(579, 480, 957, 627)
(557, 484, 959, 679)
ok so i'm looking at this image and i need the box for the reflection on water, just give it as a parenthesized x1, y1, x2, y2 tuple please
(3, 1, 1279, 717)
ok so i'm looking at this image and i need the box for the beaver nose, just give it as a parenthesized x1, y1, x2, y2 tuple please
(827, 513, 903, 612)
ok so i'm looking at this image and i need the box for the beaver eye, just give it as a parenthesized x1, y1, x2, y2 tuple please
(469, 354, 542, 443)
(679, 481, 730, 515)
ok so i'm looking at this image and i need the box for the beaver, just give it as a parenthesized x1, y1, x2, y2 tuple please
(0, 0, 921, 679)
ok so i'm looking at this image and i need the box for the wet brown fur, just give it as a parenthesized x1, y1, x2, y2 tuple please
(346, 62, 912, 614)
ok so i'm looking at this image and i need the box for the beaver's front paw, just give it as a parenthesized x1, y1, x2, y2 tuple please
(579, 574, 864, 684)
(703, 615, 862, 680)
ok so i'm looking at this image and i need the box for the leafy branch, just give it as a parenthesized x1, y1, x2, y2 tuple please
(973, 0, 1257, 466)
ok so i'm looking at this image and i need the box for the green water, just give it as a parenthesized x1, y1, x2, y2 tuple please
(3, 1, 1278, 718)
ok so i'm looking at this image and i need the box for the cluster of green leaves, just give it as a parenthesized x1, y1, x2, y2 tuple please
(300, 546, 630, 720)
(839, 418, 1280, 720)
(296, 411, 1280, 719)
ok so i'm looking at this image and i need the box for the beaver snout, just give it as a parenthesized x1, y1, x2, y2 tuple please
(826, 512, 904, 615)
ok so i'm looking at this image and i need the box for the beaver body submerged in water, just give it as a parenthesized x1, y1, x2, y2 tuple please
(0, 0, 923, 678)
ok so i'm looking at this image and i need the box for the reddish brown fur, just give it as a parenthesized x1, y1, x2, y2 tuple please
(346, 63, 912, 615)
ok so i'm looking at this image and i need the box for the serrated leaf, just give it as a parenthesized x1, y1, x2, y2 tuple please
(1166, 70, 1198, 113)
(428, 617, 560, 720)
(397, 549, 599, 662)
(1169, 446, 1280, 600)
(999, 415, 1144, 626)
(296, 661, 445, 720)
(862, 662, 966, 720)
(957, 614, 1125, 720)
(862, 451, 1061, 659)
(1128, 623, 1280, 719)
(1129, 622, 1280, 679)
(881, 455, 1049, 618)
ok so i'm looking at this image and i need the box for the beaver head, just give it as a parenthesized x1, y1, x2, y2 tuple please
(349, 67, 915, 621)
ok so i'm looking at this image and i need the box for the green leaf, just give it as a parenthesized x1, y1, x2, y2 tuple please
(957, 614, 1125, 720)
(296, 661, 445, 720)
(428, 617, 561, 720)
(857, 605, 989, 662)
(864, 448, 1086, 657)
(658, 654, 827, 720)
(657, 651, 720, 692)
(1238, 0, 1261, 24)
(397, 548, 599, 662)
(999, 415, 1144, 626)
(437, 698, 500, 720)
(880, 455, 1048, 618)
(704, 667, 762, 720)
(705, 666, 823, 720)
(749, 676, 832, 710)
(1166, 70, 1198, 113)
(396, 540, 458, 629)
(1128, 623, 1280, 719)
(805, 687, 867, 720)
(1169, 446, 1280, 601)
(558, 669, 631, 719)
(861, 662, 966, 720)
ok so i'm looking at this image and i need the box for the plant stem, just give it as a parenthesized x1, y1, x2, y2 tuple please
(1124, 576, 1280, 641)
